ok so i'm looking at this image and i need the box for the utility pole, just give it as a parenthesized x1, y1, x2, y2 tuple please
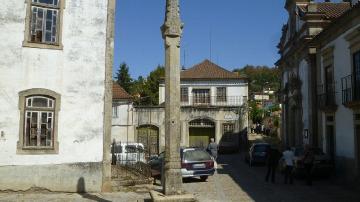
(161, 0, 183, 195)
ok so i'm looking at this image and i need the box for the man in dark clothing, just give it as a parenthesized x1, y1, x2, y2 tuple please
(303, 146, 315, 186)
(265, 147, 282, 183)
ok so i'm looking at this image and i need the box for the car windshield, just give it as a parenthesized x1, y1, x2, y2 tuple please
(254, 145, 269, 152)
(183, 150, 211, 162)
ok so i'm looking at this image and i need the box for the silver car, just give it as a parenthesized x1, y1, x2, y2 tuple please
(149, 147, 215, 181)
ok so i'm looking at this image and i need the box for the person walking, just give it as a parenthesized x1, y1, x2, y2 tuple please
(208, 138, 219, 168)
(282, 147, 295, 184)
(265, 147, 282, 183)
(303, 145, 315, 186)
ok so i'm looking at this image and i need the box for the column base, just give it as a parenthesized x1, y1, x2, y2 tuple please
(150, 190, 196, 202)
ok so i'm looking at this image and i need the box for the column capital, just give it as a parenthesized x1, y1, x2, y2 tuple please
(161, 0, 184, 38)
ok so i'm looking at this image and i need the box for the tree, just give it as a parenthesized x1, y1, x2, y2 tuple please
(115, 63, 133, 93)
(144, 65, 165, 105)
(233, 65, 280, 93)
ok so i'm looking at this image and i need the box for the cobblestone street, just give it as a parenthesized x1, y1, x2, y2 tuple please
(1, 151, 360, 202)
(183, 152, 360, 202)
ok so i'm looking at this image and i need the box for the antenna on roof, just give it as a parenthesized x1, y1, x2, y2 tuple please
(209, 27, 212, 61)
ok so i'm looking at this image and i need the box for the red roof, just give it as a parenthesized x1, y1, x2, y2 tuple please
(180, 60, 247, 80)
(298, 2, 351, 19)
(113, 82, 132, 100)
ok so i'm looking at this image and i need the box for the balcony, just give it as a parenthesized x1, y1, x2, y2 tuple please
(341, 74, 360, 108)
(181, 96, 244, 107)
(317, 84, 337, 112)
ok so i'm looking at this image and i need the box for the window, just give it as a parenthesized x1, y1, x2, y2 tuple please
(181, 87, 188, 102)
(23, 0, 64, 49)
(354, 51, 360, 100)
(17, 89, 61, 154)
(223, 123, 235, 134)
(112, 106, 118, 118)
(193, 89, 210, 105)
(216, 87, 227, 102)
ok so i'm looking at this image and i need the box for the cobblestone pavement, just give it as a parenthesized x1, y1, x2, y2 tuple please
(183, 152, 360, 202)
(2, 151, 359, 202)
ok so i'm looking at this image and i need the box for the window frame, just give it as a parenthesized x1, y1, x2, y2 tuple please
(17, 89, 61, 155)
(216, 87, 227, 102)
(23, 0, 65, 50)
(180, 87, 189, 103)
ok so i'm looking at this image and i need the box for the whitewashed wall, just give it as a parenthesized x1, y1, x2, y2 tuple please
(112, 101, 135, 143)
(0, 0, 108, 166)
(320, 24, 360, 159)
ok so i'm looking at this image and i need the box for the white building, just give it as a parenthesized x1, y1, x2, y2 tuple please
(112, 60, 249, 156)
(313, 2, 360, 182)
(0, 0, 115, 192)
(112, 82, 134, 143)
(278, 0, 360, 182)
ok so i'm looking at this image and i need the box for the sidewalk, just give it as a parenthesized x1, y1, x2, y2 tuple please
(0, 191, 151, 202)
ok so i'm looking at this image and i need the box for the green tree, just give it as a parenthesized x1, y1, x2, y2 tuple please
(115, 62, 133, 93)
(233, 65, 280, 93)
(249, 101, 263, 124)
(144, 65, 165, 105)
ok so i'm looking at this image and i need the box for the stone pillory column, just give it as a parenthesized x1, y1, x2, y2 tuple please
(161, 0, 184, 196)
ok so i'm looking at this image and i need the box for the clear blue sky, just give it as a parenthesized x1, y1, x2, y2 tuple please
(113, 0, 288, 79)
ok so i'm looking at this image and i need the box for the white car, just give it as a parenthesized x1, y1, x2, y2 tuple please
(111, 142, 146, 165)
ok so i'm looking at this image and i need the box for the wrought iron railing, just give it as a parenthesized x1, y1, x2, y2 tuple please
(341, 74, 360, 105)
(181, 96, 244, 107)
(317, 83, 337, 109)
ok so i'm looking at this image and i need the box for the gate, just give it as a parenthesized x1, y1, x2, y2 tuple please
(137, 125, 159, 159)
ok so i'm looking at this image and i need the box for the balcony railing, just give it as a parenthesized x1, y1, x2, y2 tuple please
(181, 96, 244, 107)
(341, 74, 360, 106)
(317, 83, 337, 111)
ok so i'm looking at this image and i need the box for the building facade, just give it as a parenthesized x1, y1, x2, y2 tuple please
(112, 60, 248, 156)
(0, 0, 115, 192)
(278, 0, 360, 182)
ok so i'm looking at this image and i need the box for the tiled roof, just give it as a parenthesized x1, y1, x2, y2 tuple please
(113, 82, 132, 100)
(180, 60, 247, 80)
(298, 2, 351, 19)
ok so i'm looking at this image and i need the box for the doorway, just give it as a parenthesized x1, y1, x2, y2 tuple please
(325, 115, 336, 162)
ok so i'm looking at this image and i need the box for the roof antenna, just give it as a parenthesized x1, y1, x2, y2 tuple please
(181, 45, 186, 70)
(209, 27, 212, 61)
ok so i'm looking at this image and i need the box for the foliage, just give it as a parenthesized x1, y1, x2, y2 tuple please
(114, 63, 165, 106)
(115, 63, 133, 93)
(249, 101, 263, 124)
(142, 65, 165, 105)
(233, 65, 280, 93)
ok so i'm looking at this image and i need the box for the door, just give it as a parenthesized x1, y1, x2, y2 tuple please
(189, 127, 215, 149)
(326, 125, 335, 162)
(355, 124, 360, 175)
(137, 126, 159, 158)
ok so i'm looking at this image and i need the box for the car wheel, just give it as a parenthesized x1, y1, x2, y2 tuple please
(200, 176, 208, 182)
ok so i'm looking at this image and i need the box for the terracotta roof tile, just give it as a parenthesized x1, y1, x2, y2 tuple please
(180, 60, 247, 80)
(298, 2, 351, 19)
(113, 82, 132, 100)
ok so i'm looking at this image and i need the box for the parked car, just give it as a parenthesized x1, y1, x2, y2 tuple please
(149, 147, 215, 181)
(292, 147, 334, 178)
(111, 142, 146, 165)
(245, 143, 270, 166)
